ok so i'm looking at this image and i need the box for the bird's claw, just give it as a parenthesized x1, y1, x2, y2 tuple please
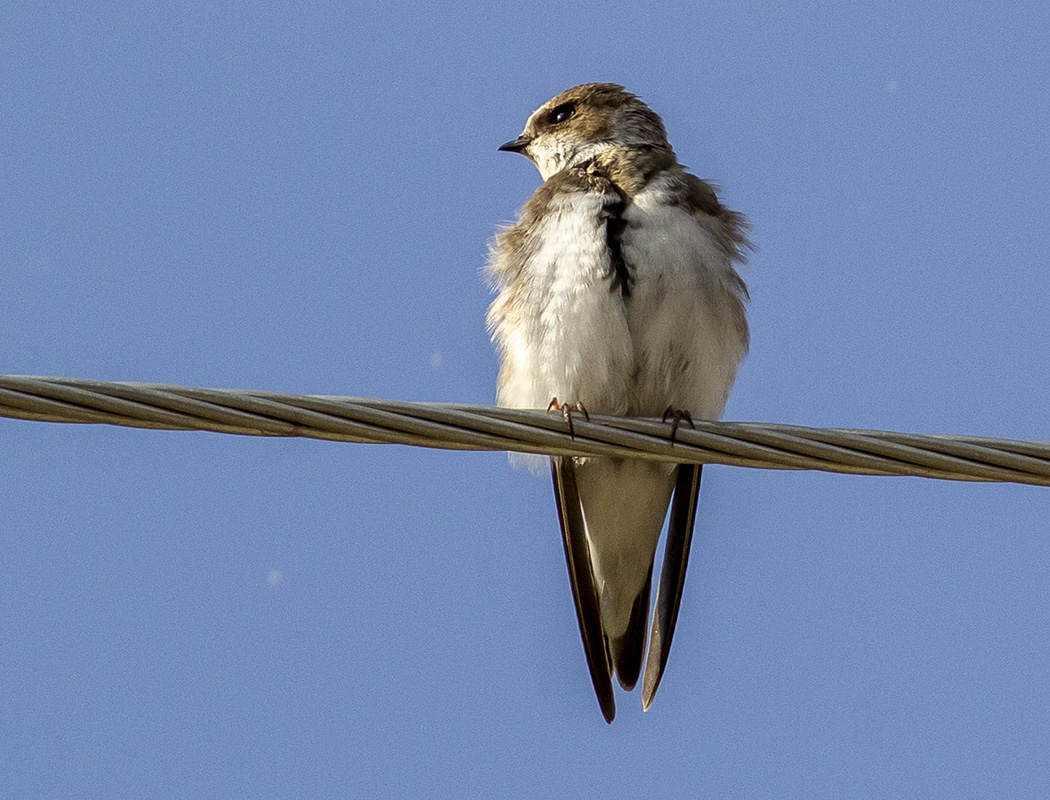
(548, 397, 590, 439)
(662, 406, 694, 446)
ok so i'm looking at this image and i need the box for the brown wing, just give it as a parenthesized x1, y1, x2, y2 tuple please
(642, 463, 702, 710)
(551, 456, 616, 723)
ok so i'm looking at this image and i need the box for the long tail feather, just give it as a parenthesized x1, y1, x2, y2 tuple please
(642, 464, 702, 711)
(551, 457, 616, 723)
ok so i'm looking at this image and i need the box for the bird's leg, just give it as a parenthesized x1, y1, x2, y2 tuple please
(548, 397, 590, 440)
(661, 406, 695, 446)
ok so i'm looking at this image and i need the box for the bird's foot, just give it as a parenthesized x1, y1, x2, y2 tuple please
(661, 406, 695, 446)
(548, 397, 590, 440)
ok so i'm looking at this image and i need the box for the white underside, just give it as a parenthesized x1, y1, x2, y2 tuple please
(490, 172, 747, 638)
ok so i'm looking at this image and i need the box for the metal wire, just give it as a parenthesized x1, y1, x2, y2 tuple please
(1, 374, 1048, 486)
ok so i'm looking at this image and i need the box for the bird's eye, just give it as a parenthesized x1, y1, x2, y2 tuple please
(546, 103, 576, 125)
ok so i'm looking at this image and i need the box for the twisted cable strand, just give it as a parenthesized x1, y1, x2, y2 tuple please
(1, 375, 1049, 487)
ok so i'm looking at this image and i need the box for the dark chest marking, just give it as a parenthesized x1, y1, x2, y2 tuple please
(601, 184, 634, 299)
(581, 146, 678, 301)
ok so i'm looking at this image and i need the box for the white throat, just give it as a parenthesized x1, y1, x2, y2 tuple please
(530, 140, 613, 181)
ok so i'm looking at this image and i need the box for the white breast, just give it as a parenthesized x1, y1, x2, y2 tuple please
(490, 175, 747, 420)
(491, 191, 634, 414)
(621, 175, 749, 419)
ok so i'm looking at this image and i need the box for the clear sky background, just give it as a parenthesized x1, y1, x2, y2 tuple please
(2, 2, 1049, 797)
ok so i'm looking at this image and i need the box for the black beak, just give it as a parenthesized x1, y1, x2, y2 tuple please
(498, 136, 530, 154)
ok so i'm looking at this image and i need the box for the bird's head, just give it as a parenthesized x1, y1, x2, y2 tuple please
(499, 83, 671, 181)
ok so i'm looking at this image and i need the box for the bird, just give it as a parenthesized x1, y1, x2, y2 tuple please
(486, 83, 750, 722)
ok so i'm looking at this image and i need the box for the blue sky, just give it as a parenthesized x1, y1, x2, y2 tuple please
(2, 2, 1049, 797)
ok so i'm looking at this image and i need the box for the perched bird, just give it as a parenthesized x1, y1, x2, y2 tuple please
(486, 83, 749, 722)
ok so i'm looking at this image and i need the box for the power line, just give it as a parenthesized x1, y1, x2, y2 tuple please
(1, 375, 1048, 486)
